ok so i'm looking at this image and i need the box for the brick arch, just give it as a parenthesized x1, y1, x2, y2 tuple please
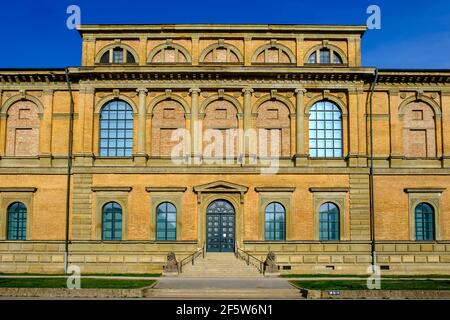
(147, 42, 192, 63)
(200, 94, 242, 114)
(95, 43, 139, 64)
(401, 100, 437, 158)
(252, 42, 296, 64)
(399, 96, 441, 117)
(5, 100, 41, 156)
(304, 44, 348, 64)
(147, 94, 190, 115)
(252, 94, 294, 115)
(1, 94, 44, 116)
(151, 99, 186, 157)
(305, 96, 348, 117)
(199, 42, 243, 63)
(95, 96, 138, 114)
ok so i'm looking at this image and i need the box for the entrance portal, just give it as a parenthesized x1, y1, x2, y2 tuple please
(206, 199, 235, 252)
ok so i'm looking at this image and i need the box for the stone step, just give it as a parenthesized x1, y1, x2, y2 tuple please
(143, 288, 302, 298)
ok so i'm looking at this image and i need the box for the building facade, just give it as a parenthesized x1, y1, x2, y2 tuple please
(0, 24, 449, 275)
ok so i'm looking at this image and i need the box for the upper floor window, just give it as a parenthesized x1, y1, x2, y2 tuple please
(99, 46, 136, 64)
(7, 202, 27, 240)
(156, 202, 177, 241)
(319, 202, 339, 241)
(415, 203, 435, 241)
(99, 100, 133, 157)
(102, 202, 122, 241)
(309, 101, 343, 158)
(264, 202, 285, 241)
(307, 48, 344, 64)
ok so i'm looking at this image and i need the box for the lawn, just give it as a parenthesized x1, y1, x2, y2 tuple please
(282, 274, 450, 278)
(290, 280, 450, 291)
(0, 273, 161, 277)
(0, 278, 156, 289)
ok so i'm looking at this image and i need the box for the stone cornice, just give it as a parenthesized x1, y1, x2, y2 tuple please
(145, 187, 187, 193)
(404, 188, 446, 194)
(91, 187, 132, 192)
(309, 187, 350, 193)
(0, 187, 37, 193)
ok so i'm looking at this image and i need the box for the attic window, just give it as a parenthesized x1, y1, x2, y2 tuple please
(308, 48, 344, 65)
(99, 46, 136, 64)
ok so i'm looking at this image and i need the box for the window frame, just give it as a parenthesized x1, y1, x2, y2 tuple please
(99, 99, 134, 158)
(308, 100, 343, 158)
(414, 202, 435, 241)
(155, 202, 177, 241)
(319, 202, 340, 241)
(101, 201, 123, 241)
(264, 202, 286, 241)
(97, 46, 138, 65)
(6, 202, 27, 241)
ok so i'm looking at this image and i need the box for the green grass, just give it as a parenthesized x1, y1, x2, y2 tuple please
(290, 280, 450, 291)
(282, 274, 450, 278)
(0, 273, 161, 278)
(0, 278, 156, 289)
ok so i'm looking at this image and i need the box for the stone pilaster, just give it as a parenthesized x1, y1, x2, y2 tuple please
(71, 174, 93, 240)
(294, 88, 307, 166)
(135, 88, 148, 166)
(242, 88, 253, 164)
(38, 89, 54, 166)
(190, 88, 201, 163)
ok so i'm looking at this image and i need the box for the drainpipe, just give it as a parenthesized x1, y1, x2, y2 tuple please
(368, 68, 379, 273)
(64, 68, 75, 274)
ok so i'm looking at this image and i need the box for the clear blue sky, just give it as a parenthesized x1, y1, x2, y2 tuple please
(0, 0, 449, 69)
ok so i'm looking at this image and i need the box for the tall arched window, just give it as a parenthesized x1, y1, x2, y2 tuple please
(99, 100, 133, 157)
(7, 202, 27, 240)
(309, 101, 343, 158)
(156, 202, 177, 241)
(102, 202, 122, 241)
(319, 202, 339, 241)
(415, 203, 435, 241)
(265, 202, 285, 241)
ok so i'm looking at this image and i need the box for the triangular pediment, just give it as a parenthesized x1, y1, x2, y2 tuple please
(193, 180, 248, 193)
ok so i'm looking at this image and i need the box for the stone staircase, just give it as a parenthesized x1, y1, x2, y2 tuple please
(179, 252, 262, 277)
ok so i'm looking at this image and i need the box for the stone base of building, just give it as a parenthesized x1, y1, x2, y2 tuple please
(0, 241, 449, 275)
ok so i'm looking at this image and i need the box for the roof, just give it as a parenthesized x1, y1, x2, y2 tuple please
(76, 23, 367, 36)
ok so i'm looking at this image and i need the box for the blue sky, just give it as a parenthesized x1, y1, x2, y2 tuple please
(0, 0, 449, 69)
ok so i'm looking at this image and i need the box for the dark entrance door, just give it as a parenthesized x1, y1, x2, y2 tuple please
(206, 200, 235, 252)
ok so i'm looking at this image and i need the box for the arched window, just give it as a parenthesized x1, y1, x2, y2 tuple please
(309, 101, 343, 158)
(402, 101, 436, 158)
(7, 202, 27, 240)
(156, 202, 177, 241)
(99, 46, 136, 64)
(102, 202, 122, 241)
(265, 202, 285, 241)
(319, 202, 340, 241)
(415, 203, 435, 241)
(99, 100, 134, 157)
(308, 48, 343, 64)
(6, 100, 40, 156)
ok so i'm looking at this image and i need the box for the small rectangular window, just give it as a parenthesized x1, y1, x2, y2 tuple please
(113, 49, 124, 64)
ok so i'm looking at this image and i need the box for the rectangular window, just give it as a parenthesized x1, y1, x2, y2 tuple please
(113, 49, 124, 64)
